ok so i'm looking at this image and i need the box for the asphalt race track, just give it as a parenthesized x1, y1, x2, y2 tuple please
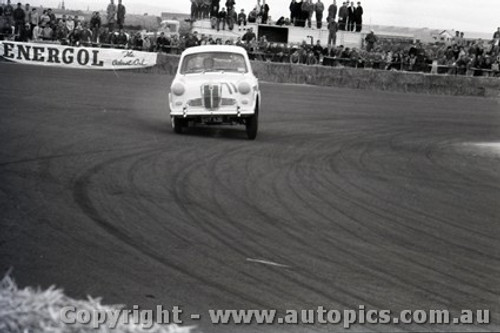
(1, 63, 499, 332)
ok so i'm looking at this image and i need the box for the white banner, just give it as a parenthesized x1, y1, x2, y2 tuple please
(0, 41, 158, 70)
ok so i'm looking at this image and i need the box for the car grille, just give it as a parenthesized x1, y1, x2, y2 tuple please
(201, 84, 222, 110)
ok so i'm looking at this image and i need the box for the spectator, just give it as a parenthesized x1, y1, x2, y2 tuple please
(132, 32, 143, 50)
(289, 0, 300, 25)
(210, 0, 220, 17)
(18, 22, 31, 41)
(354, 1, 363, 32)
(202, 0, 211, 18)
(242, 27, 256, 43)
(47, 8, 56, 26)
(185, 31, 199, 47)
(73, 15, 82, 26)
(13, 2, 25, 35)
(90, 12, 101, 43)
(3, 0, 14, 29)
(338, 2, 347, 30)
(276, 16, 286, 26)
(55, 19, 69, 42)
(237, 9, 246, 31)
(99, 27, 111, 44)
(227, 7, 237, 30)
(255, 0, 262, 15)
(80, 23, 92, 45)
(29, 8, 38, 32)
(117, 0, 126, 29)
(195, 0, 203, 19)
(107, 0, 117, 31)
(347, 1, 355, 31)
(40, 22, 53, 40)
(225, 0, 235, 12)
(217, 7, 226, 31)
(32, 22, 42, 41)
(493, 27, 500, 46)
(313, 39, 325, 59)
(248, 7, 258, 23)
(143, 35, 151, 51)
(261, 0, 270, 24)
(235, 36, 244, 47)
(39, 9, 50, 27)
(328, 0, 337, 22)
(190, 0, 198, 21)
(113, 28, 128, 47)
(24, 3, 30, 26)
(67, 23, 81, 45)
(365, 29, 377, 52)
(65, 15, 75, 32)
(315, 0, 324, 29)
(328, 18, 338, 46)
(156, 31, 170, 52)
(301, 0, 314, 28)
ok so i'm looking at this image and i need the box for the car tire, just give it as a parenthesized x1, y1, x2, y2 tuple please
(245, 109, 258, 140)
(172, 117, 187, 134)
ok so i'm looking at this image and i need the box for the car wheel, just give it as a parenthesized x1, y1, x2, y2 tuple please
(245, 111, 258, 140)
(172, 117, 187, 134)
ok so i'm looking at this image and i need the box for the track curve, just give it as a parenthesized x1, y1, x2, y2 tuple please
(0, 63, 499, 332)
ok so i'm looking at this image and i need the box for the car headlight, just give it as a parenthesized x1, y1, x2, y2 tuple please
(172, 82, 185, 96)
(238, 81, 252, 95)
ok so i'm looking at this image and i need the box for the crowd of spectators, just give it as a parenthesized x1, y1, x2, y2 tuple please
(0, 0, 153, 49)
(175, 27, 500, 77)
(190, 0, 364, 32)
(187, 0, 361, 53)
(1, 0, 499, 76)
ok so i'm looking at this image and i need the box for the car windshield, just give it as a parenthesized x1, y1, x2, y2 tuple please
(180, 52, 248, 74)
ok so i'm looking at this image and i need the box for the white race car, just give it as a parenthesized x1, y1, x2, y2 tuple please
(168, 45, 261, 140)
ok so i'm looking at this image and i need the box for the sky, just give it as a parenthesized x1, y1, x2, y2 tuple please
(4, 0, 498, 34)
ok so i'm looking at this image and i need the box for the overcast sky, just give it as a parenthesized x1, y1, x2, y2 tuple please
(7, 0, 499, 33)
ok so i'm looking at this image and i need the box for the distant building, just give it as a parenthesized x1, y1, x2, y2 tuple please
(161, 12, 190, 21)
(433, 30, 454, 43)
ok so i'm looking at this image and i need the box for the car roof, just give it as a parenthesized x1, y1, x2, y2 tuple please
(181, 45, 248, 57)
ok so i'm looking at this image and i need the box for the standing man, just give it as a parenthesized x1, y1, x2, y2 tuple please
(202, 0, 211, 19)
(327, 0, 337, 23)
(301, 0, 314, 29)
(493, 27, 500, 46)
(347, 1, 355, 31)
(315, 0, 324, 29)
(225, 0, 235, 12)
(29, 8, 38, 33)
(261, 0, 270, 24)
(107, 0, 117, 31)
(190, 0, 198, 21)
(217, 7, 226, 31)
(338, 2, 347, 31)
(24, 3, 30, 28)
(3, 0, 14, 30)
(354, 1, 363, 32)
(289, 0, 297, 24)
(364, 29, 377, 52)
(327, 18, 337, 46)
(90, 11, 101, 43)
(13, 2, 25, 35)
(117, 0, 126, 29)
